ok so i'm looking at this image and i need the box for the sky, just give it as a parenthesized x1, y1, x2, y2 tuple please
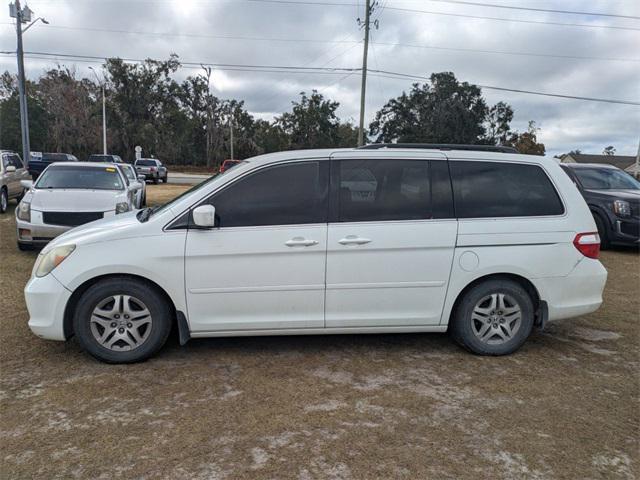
(1, 0, 639, 158)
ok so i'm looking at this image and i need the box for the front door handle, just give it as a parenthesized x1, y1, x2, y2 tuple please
(285, 237, 318, 247)
(338, 235, 372, 245)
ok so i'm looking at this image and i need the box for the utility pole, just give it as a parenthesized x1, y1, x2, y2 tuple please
(635, 137, 640, 179)
(11, 0, 30, 167)
(229, 114, 234, 160)
(357, 0, 377, 147)
(9, 1, 47, 168)
(89, 67, 107, 154)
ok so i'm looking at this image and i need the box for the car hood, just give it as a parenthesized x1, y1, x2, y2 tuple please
(44, 210, 142, 252)
(30, 188, 126, 211)
(585, 189, 640, 202)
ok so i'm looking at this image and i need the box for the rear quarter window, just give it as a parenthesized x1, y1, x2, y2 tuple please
(450, 161, 564, 218)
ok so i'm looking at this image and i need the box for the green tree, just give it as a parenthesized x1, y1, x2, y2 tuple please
(602, 145, 616, 156)
(0, 72, 49, 155)
(482, 101, 513, 145)
(105, 55, 184, 162)
(276, 90, 341, 149)
(369, 72, 488, 144)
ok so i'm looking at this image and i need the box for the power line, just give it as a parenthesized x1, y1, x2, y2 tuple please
(426, 0, 640, 20)
(368, 69, 640, 106)
(1, 22, 637, 63)
(383, 5, 640, 31)
(2, 51, 638, 106)
(236, 0, 640, 30)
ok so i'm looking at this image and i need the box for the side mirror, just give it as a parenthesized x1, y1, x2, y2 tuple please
(6, 165, 16, 173)
(137, 175, 146, 182)
(21, 179, 33, 189)
(128, 183, 141, 192)
(192, 205, 216, 228)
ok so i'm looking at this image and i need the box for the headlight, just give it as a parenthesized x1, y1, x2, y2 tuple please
(35, 244, 76, 278)
(115, 202, 130, 214)
(17, 201, 31, 222)
(613, 200, 631, 217)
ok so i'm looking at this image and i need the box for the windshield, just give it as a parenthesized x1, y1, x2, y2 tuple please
(574, 167, 640, 190)
(136, 159, 157, 166)
(36, 166, 124, 190)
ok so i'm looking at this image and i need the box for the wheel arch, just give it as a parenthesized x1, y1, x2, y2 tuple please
(447, 273, 542, 328)
(63, 273, 178, 340)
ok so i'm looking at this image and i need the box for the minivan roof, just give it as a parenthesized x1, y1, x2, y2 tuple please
(242, 147, 554, 170)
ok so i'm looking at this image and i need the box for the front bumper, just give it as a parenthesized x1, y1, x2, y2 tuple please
(611, 217, 639, 246)
(25, 272, 71, 341)
(16, 218, 71, 246)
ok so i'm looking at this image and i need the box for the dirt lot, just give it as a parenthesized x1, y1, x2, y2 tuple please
(1, 184, 638, 479)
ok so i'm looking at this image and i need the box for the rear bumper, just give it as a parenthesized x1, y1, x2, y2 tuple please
(534, 258, 608, 322)
(25, 272, 71, 341)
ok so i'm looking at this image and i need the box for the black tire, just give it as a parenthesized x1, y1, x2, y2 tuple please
(17, 241, 34, 251)
(73, 277, 172, 363)
(153, 177, 159, 185)
(593, 213, 610, 250)
(0, 188, 7, 213)
(449, 279, 535, 356)
(141, 192, 147, 207)
(161, 175, 168, 183)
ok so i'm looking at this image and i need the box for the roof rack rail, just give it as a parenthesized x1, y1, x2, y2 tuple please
(357, 143, 519, 154)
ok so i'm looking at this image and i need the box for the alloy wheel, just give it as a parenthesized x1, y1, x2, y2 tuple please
(90, 295, 153, 351)
(471, 293, 522, 345)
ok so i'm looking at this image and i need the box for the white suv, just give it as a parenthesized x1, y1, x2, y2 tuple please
(24, 146, 607, 363)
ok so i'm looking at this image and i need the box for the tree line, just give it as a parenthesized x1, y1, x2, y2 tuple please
(0, 55, 545, 167)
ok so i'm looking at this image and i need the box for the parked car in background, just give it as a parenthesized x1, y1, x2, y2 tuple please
(219, 159, 242, 174)
(16, 162, 141, 250)
(560, 163, 639, 248)
(28, 152, 79, 179)
(118, 163, 147, 208)
(23, 145, 607, 364)
(87, 154, 123, 163)
(135, 158, 168, 184)
(1, 150, 30, 213)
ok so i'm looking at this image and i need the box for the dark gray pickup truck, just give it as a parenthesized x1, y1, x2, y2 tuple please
(28, 152, 78, 179)
(560, 163, 640, 248)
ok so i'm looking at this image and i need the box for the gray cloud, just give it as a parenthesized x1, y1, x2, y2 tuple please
(2, 0, 639, 157)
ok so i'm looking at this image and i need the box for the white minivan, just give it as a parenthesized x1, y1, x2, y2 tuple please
(24, 145, 607, 363)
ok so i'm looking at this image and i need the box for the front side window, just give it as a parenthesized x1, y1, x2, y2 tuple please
(36, 166, 125, 191)
(122, 166, 136, 181)
(337, 159, 432, 222)
(4, 154, 23, 169)
(208, 161, 329, 227)
(450, 161, 564, 218)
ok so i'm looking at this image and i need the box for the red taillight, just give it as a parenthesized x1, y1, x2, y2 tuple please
(573, 232, 600, 259)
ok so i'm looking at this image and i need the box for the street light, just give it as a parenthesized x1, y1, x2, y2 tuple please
(9, 0, 48, 168)
(89, 66, 107, 155)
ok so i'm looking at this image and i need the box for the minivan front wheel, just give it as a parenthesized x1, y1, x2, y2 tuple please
(0, 188, 7, 213)
(450, 279, 534, 356)
(73, 278, 172, 363)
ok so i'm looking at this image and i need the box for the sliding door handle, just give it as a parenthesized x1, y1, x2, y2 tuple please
(285, 237, 319, 247)
(338, 235, 372, 245)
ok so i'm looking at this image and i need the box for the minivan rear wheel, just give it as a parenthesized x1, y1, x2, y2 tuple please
(73, 277, 172, 363)
(450, 279, 534, 356)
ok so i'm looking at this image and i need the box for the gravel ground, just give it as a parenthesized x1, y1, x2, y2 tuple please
(1, 184, 638, 479)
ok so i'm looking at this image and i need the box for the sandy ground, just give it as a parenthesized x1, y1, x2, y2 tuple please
(0, 185, 638, 479)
